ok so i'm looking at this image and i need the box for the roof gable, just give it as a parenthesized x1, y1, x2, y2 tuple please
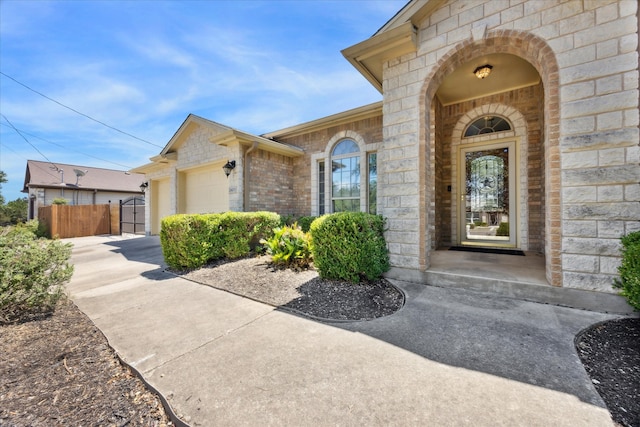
(160, 114, 231, 157)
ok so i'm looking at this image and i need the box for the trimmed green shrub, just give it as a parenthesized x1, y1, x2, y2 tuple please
(614, 231, 640, 311)
(160, 214, 218, 270)
(218, 211, 281, 257)
(0, 224, 74, 323)
(261, 223, 312, 269)
(160, 211, 280, 270)
(296, 216, 317, 233)
(310, 212, 389, 283)
(496, 222, 509, 236)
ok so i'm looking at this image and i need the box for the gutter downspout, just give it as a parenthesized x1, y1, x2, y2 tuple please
(243, 141, 259, 211)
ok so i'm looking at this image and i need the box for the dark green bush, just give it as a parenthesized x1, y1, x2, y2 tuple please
(296, 216, 317, 233)
(261, 223, 312, 269)
(496, 222, 509, 236)
(160, 211, 280, 270)
(0, 224, 74, 323)
(278, 214, 295, 227)
(613, 231, 640, 311)
(310, 212, 389, 283)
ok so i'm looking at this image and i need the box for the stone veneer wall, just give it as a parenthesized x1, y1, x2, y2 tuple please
(275, 114, 383, 216)
(380, 0, 639, 291)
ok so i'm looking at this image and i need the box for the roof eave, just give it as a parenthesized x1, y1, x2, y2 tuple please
(211, 130, 304, 157)
(341, 21, 418, 93)
(263, 102, 383, 139)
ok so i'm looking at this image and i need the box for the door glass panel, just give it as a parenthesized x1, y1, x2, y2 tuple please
(464, 146, 510, 242)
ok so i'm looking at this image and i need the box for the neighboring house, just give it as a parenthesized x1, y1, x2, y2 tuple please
(133, 0, 640, 309)
(23, 160, 145, 220)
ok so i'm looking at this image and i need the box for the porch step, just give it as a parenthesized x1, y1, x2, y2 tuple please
(423, 269, 631, 314)
(417, 250, 634, 315)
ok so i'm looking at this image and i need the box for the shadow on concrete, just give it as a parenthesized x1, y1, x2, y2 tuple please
(99, 236, 614, 408)
(103, 236, 174, 282)
(103, 235, 165, 264)
(327, 281, 615, 408)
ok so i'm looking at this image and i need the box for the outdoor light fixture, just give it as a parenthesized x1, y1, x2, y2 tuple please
(473, 64, 493, 79)
(140, 182, 148, 193)
(222, 160, 236, 177)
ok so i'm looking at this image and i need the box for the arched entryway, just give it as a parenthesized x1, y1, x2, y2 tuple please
(419, 30, 561, 286)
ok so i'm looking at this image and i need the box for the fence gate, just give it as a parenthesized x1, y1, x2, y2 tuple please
(120, 196, 145, 235)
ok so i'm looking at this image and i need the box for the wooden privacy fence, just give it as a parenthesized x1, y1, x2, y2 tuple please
(39, 204, 116, 238)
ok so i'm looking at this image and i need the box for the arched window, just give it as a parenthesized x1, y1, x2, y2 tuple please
(464, 116, 511, 137)
(316, 135, 377, 215)
(331, 140, 360, 212)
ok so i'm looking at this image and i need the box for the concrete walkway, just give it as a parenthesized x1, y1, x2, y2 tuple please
(66, 235, 619, 426)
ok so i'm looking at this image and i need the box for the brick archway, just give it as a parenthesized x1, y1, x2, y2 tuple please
(419, 30, 561, 286)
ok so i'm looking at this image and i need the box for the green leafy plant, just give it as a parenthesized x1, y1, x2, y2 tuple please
(261, 223, 312, 269)
(613, 231, 640, 311)
(52, 197, 68, 205)
(310, 212, 389, 283)
(496, 222, 509, 236)
(0, 224, 74, 323)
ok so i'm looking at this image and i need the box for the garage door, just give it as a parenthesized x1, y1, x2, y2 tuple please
(152, 178, 171, 235)
(181, 164, 228, 214)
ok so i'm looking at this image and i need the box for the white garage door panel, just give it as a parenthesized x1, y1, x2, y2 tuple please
(153, 178, 171, 235)
(184, 166, 228, 214)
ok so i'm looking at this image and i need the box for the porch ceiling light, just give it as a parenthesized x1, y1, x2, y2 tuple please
(473, 64, 493, 79)
(223, 160, 236, 177)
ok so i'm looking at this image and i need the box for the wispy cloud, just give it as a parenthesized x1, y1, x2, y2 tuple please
(0, 0, 401, 200)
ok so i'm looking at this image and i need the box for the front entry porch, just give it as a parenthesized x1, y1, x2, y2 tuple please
(422, 250, 631, 314)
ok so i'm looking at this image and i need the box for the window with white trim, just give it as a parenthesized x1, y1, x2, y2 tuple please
(317, 139, 377, 214)
(331, 140, 360, 212)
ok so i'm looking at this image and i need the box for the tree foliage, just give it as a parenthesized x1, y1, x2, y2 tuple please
(0, 171, 28, 225)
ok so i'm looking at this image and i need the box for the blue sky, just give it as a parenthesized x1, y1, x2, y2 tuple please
(0, 0, 406, 201)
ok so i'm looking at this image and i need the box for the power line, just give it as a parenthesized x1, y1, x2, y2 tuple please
(0, 141, 62, 182)
(0, 122, 136, 170)
(1, 113, 61, 174)
(0, 71, 163, 148)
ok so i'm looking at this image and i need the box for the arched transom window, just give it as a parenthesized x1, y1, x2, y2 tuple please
(464, 116, 512, 137)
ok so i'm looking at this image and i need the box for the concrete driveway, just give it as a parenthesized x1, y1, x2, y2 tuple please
(66, 235, 617, 426)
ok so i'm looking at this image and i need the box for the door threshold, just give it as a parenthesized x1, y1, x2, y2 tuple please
(449, 246, 525, 256)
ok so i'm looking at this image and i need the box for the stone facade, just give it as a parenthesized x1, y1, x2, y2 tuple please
(136, 0, 639, 298)
(373, 0, 639, 291)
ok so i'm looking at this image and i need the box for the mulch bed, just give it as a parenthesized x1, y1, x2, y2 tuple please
(576, 317, 640, 427)
(178, 255, 405, 321)
(0, 299, 172, 427)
